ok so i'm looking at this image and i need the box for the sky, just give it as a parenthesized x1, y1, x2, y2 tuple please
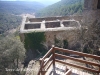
(0, 0, 61, 5)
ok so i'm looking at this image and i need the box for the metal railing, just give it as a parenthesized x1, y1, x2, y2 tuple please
(37, 46, 100, 75)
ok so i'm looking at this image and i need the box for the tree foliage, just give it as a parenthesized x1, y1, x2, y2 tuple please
(0, 1, 45, 34)
(24, 32, 47, 56)
(0, 13, 22, 34)
(0, 1, 45, 15)
(0, 35, 26, 75)
(36, 0, 84, 17)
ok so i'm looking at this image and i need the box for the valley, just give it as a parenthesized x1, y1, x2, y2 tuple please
(0, 0, 100, 75)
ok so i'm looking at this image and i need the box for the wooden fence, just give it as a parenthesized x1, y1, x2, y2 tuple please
(37, 47, 100, 75)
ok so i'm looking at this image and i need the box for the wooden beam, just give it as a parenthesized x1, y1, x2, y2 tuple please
(63, 69, 72, 75)
(38, 60, 44, 75)
(53, 47, 55, 72)
(54, 47, 100, 60)
(55, 59, 99, 73)
(43, 54, 53, 67)
(45, 61, 53, 71)
(55, 53, 100, 66)
(42, 47, 53, 60)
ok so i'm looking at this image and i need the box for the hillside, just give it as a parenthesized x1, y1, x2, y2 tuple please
(0, 1, 45, 15)
(0, 1, 45, 34)
(0, 13, 22, 34)
(36, 0, 84, 17)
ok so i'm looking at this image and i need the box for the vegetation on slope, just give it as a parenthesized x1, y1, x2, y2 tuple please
(0, 34, 26, 75)
(36, 0, 84, 17)
(24, 32, 47, 56)
(0, 1, 45, 34)
(0, 1, 45, 15)
(0, 13, 22, 34)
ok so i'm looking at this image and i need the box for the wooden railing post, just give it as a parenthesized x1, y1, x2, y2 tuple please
(99, 66, 100, 75)
(38, 46, 100, 75)
(52, 45, 55, 74)
(39, 58, 45, 75)
(38, 58, 42, 75)
(39, 58, 42, 65)
(41, 60, 44, 75)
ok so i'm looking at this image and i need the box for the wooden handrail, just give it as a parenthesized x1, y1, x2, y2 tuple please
(54, 47, 100, 60)
(55, 53, 100, 66)
(37, 47, 100, 75)
(37, 60, 44, 75)
(37, 47, 53, 75)
(55, 59, 99, 73)
(43, 54, 53, 67)
(42, 47, 53, 60)
(45, 60, 53, 71)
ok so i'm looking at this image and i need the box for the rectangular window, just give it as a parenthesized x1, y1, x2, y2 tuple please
(45, 22, 60, 28)
(25, 23, 41, 29)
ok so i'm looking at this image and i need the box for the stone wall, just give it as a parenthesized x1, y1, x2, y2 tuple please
(27, 16, 82, 23)
(20, 15, 82, 50)
(44, 29, 80, 49)
(82, 10, 100, 26)
(84, 0, 98, 10)
(83, 0, 100, 26)
(20, 28, 80, 50)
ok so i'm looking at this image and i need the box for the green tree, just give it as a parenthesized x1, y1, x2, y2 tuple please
(24, 32, 47, 56)
(0, 36, 25, 75)
(36, 0, 84, 17)
(0, 13, 22, 34)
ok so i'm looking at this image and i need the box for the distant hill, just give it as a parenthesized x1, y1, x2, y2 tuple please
(0, 13, 22, 34)
(0, 1, 45, 15)
(36, 0, 84, 17)
(0, 1, 45, 34)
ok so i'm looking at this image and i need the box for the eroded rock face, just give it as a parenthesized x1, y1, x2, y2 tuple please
(83, 0, 100, 26)
(25, 60, 39, 75)
(84, 0, 98, 10)
(83, 10, 100, 26)
(81, 0, 100, 54)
